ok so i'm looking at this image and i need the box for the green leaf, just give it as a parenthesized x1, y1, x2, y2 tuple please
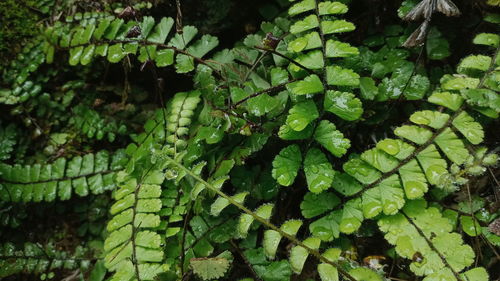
(147, 17, 174, 44)
(326, 66, 360, 86)
(343, 158, 381, 185)
(155, 49, 175, 67)
(340, 198, 363, 234)
(190, 257, 230, 280)
(457, 55, 492, 74)
(290, 14, 319, 34)
(394, 125, 432, 145)
(460, 88, 500, 112)
(319, 2, 348, 15)
(318, 264, 338, 281)
(187, 35, 219, 57)
(321, 20, 355, 34)
(272, 145, 302, 186)
(362, 175, 404, 218)
(288, 0, 315, 16)
(169, 26, 198, 49)
(359, 77, 378, 100)
(286, 74, 324, 95)
(304, 148, 336, 193)
(290, 237, 321, 273)
(348, 268, 382, 281)
(309, 211, 342, 241)
(107, 44, 126, 63)
(288, 32, 322, 52)
(360, 148, 399, 173)
(325, 40, 359, 58)
(324, 91, 363, 121)
(428, 91, 464, 111)
(473, 33, 499, 47)
(409, 110, 450, 129)
(461, 267, 489, 281)
(290, 50, 324, 72)
(452, 112, 484, 145)
(434, 128, 469, 165)
(399, 160, 428, 199)
(314, 120, 350, 157)
(332, 173, 362, 196)
(301, 191, 340, 218)
(460, 216, 482, 237)
(286, 100, 319, 131)
(278, 123, 314, 140)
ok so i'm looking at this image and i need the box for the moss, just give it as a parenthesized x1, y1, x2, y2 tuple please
(0, 0, 40, 66)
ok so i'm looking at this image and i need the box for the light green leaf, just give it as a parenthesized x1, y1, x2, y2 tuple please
(288, 0, 315, 16)
(360, 148, 399, 173)
(321, 20, 355, 34)
(318, 264, 338, 281)
(147, 17, 174, 44)
(190, 257, 230, 280)
(409, 110, 450, 129)
(473, 33, 499, 47)
(394, 125, 432, 145)
(343, 158, 381, 185)
(457, 55, 492, 74)
(460, 216, 482, 237)
(288, 32, 322, 52)
(362, 175, 404, 218)
(290, 14, 319, 34)
(340, 198, 363, 234)
(290, 237, 321, 273)
(319, 1, 348, 15)
(452, 111, 484, 145)
(434, 128, 469, 165)
(399, 160, 428, 199)
(348, 268, 382, 281)
(325, 40, 359, 58)
(332, 173, 362, 196)
(107, 44, 126, 63)
(428, 91, 464, 111)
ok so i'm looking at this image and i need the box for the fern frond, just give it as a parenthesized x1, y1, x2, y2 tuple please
(378, 200, 489, 281)
(0, 39, 46, 105)
(0, 242, 93, 279)
(0, 150, 127, 202)
(104, 91, 202, 280)
(44, 15, 219, 74)
(168, 155, 382, 281)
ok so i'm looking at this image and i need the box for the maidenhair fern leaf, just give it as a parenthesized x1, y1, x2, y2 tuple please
(289, 237, 321, 273)
(300, 192, 340, 218)
(272, 145, 302, 186)
(0, 242, 92, 278)
(378, 200, 482, 280)
(304, 148, 336, 193)
(314, 120, 351, 157)
(286, 74, 324, 95)
(0, 150, 127, 202)
(286, 100, 319, 131)
(190, 257, 231, 280)
(45, 16, 218, 73)
(324, 91, 363, 121)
